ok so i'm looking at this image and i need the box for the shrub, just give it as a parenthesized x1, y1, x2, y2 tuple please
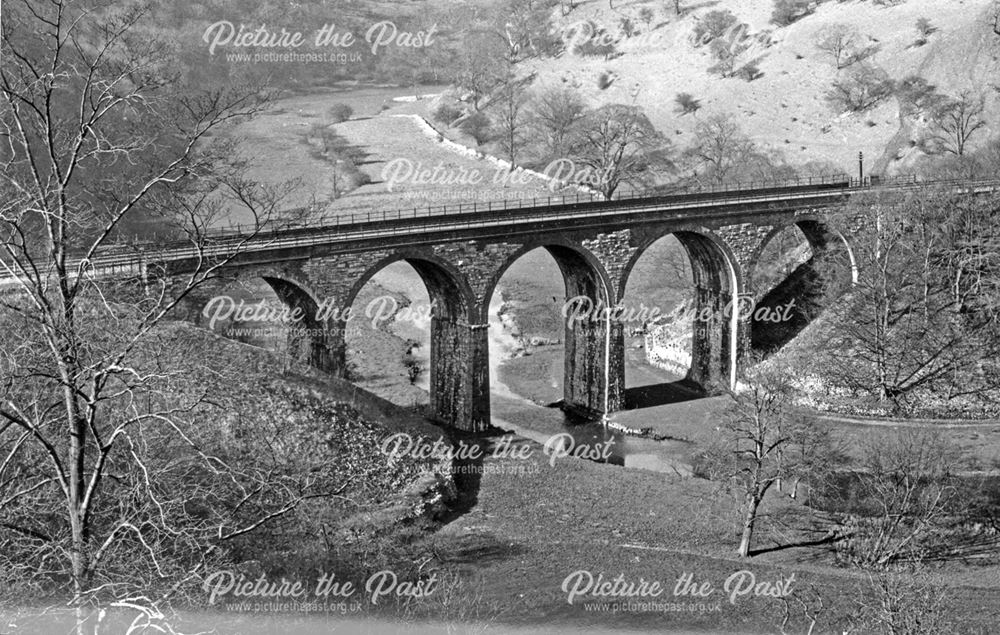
(915, 17, 935, 36)
(693, 10, 738, 45)
(639, 7, 655, 26)
(815, 23, 860, 69)
(825, 63, 895, 113)
(618, 16, 636, 38)
(895, 75, 944, 113)
(327, 103, 354, 123)
(432, 102, 463, 125)
(459, 111, 492, 145)
(737, 62, 762, 81)
(596, 70, 614, 90)
(674, 92, 701, 114)
(331, 159, 371, 197)
(709, 35, 752, 77)
(771, 0, 813, 27)
(824, 430, 962, 569)
(914, 17, 935, 45)
(573, 21, 617, 57)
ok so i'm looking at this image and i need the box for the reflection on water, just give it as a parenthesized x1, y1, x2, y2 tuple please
(489, 393, 693, 477)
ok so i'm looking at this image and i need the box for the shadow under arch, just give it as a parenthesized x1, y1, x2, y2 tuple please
(185, 267, 341, 374)
(749, 218, 857, 355)
(259, 273, 337, 372)
(346, 251, 483, 429)
(619, 229, 741, 401)
(482, 241, 618, 418)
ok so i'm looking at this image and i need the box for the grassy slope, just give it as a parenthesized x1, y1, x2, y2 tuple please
(427, 433, 1000, 634)
(527, 0, 1000, 175)
(150, 320, 449, 501)
(226, 87, 562, 226)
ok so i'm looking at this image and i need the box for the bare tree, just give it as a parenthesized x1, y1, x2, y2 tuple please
(450, 32, 509, 111)
(684, 115, 755, 183)
(682, 114, 788, 185)
(815, 24, 861, 69)
(568, 103, 673, 199)
(895, 75, 946, 115)
(825, 63, 895, 113)
(499, 0, 562, 61)
(835, 431, 960, 568)
(528, 85, 588, 159)
(849, 567, 954, 634)
(0, 0, 328, 614)
(777, 586, 828, 635)
(815, 188, 1000, 410)
(709, 38, 751, 77)
(493, 79, 531, 168)
(702, 366, 837, 558)
(924, 91, 988, 156)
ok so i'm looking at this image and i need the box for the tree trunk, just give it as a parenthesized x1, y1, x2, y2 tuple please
(62, 359, 89, 602)
(738, 492, 763, 557)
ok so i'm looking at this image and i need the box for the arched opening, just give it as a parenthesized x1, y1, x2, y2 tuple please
(619, 235, 697, 408)
(344, 254, 482, 429)
(620, 230, 739, 406)
(192, 274, 332, 371)
(749, 220, 855, 355)
(484, 244, 615, 420)
(344, 261, 433, 408)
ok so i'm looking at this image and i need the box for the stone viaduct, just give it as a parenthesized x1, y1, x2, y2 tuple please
(166, 182, 866, 432)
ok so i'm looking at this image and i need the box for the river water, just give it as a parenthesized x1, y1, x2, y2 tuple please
(370, 264, 696, 477)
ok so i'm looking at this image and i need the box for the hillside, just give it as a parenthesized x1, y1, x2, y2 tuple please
(527, 0, 1000, 174)
(141, 321, 456, 568)
(200, 0, 1000, 227)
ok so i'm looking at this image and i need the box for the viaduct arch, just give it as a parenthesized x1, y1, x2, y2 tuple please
(159, 191, 878, 432)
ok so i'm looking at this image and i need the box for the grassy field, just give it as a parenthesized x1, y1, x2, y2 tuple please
(420, 431, 1000, 634)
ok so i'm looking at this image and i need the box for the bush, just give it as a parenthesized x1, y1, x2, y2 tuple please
(823, 430, 962, 569)
(618, 16, 636, 38)
(573, 21, 617, 57)
(737, 62, 762, 81)
(895, 75, 944, 113)
(639, 7, 655, 26)
(825, 63, 895, 113)
(459, 111, 492, 145)
(771, 0, 813, 26)
(596, 70, 614, 90)
(674, 92, 701, 114)
(432, 102, 463, 126)
(914, 17, 935, 45)
(334, 159, 372, 194)
(915, 17, 935, 36)
(327, 103, 354, 123)
(693, 10, 738, 45)
(815, 23, 860, 69)
(708, 35, 751, 77)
